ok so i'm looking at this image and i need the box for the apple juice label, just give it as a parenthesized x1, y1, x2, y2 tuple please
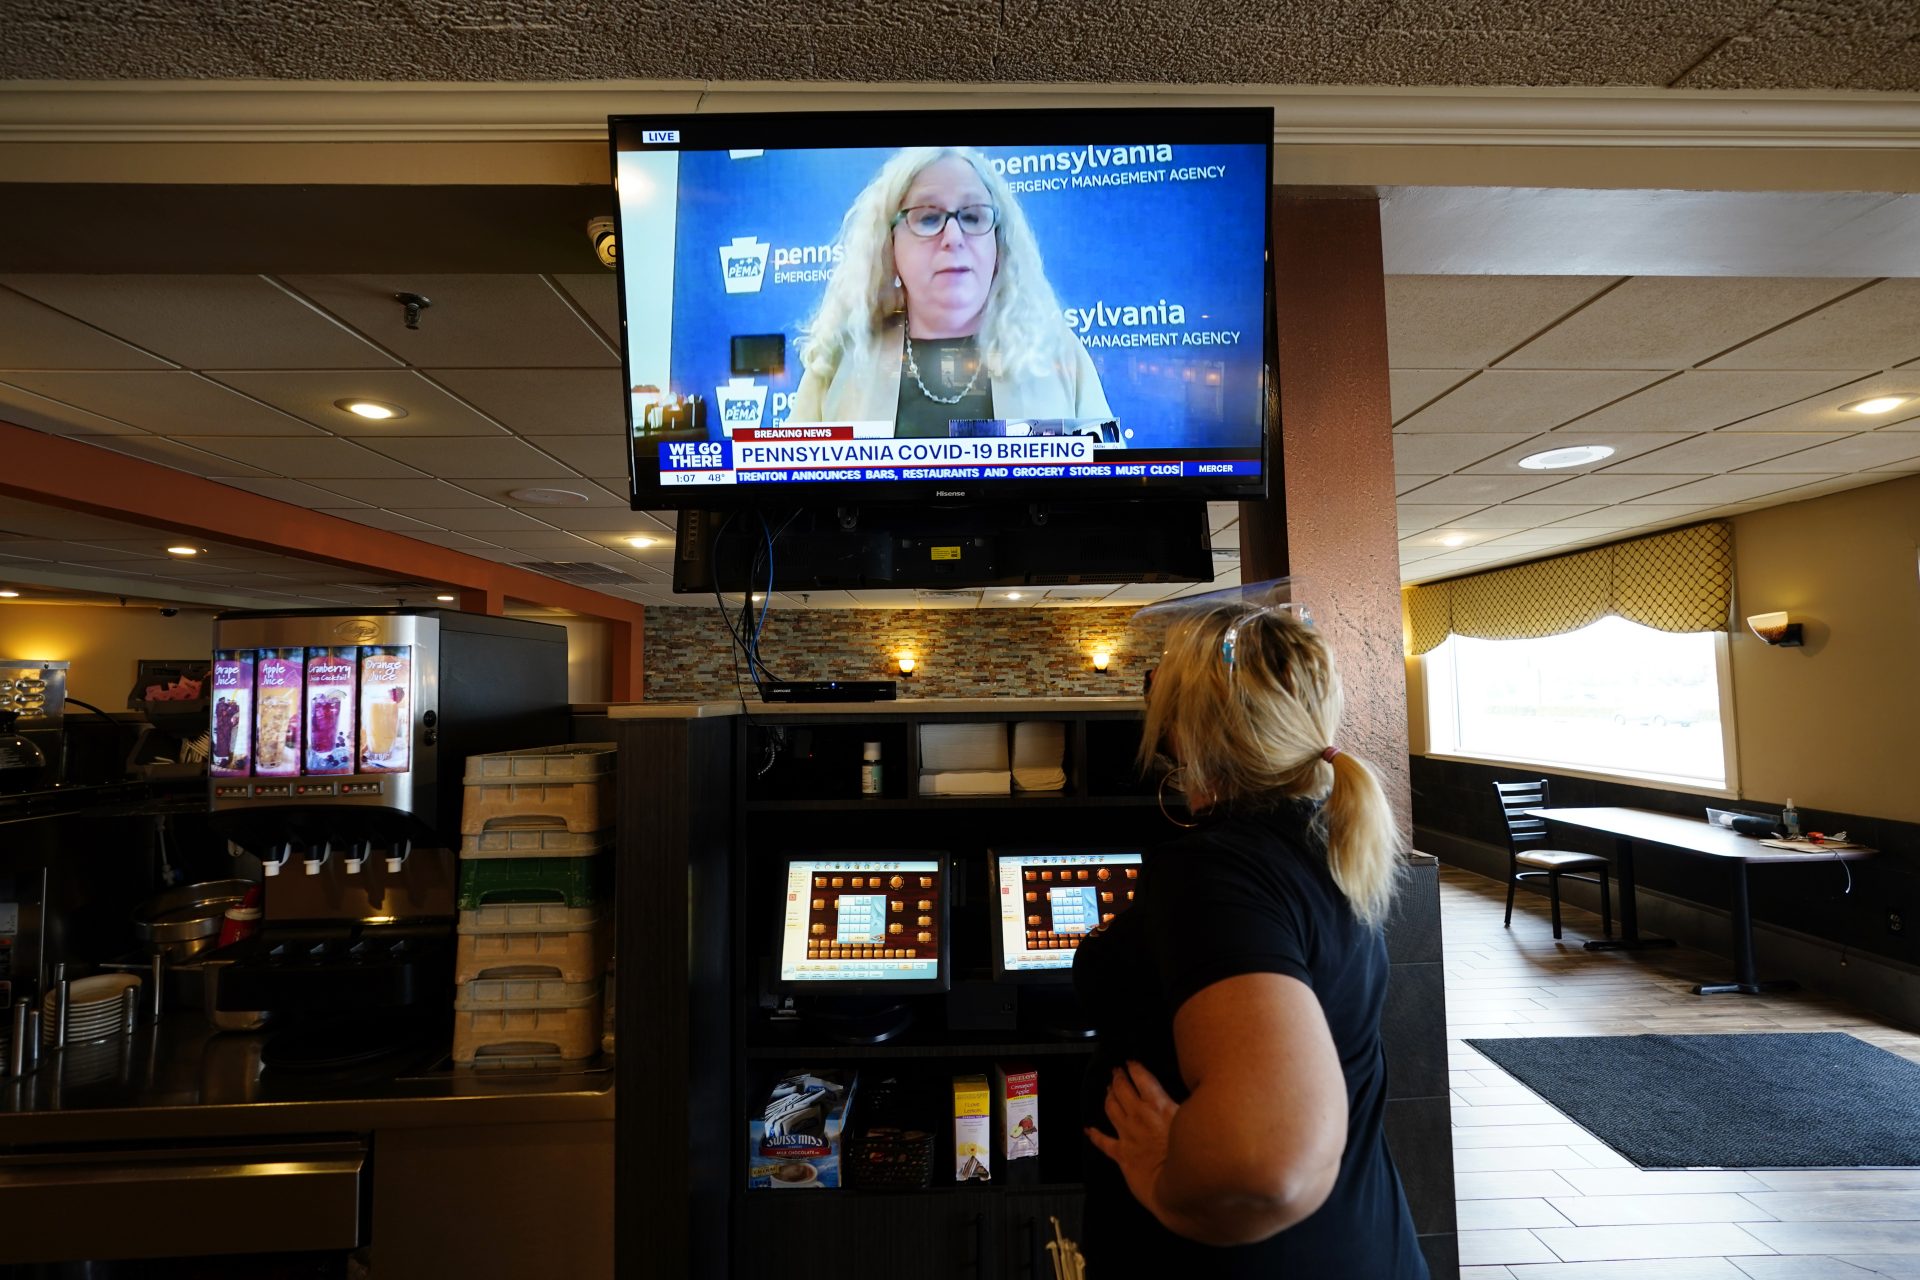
(253, 649, 303, 778)
(303, 646, 357, 775)
(210, 650, 254, 777)
(359, 646, 411, 774)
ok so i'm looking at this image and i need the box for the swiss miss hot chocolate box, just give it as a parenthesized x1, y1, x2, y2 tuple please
(747, 1070, 857, 1189)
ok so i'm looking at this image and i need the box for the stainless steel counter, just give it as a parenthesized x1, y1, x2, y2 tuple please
(0, 1019, 613, 1146)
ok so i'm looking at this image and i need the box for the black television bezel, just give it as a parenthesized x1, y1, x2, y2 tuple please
(987, 847, 1145, 984)
(609, 105, 1277, 511)
(771, 852, 954, 997)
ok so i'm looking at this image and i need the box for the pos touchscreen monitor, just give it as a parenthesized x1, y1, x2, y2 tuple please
(990, 849, 1143, 981)
(776, 855, 951, 995)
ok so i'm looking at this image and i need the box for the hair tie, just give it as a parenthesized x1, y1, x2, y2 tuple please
(1321, 746, 1341, 763)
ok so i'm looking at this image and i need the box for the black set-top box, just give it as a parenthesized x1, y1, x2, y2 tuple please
(758, 680, 898, 703)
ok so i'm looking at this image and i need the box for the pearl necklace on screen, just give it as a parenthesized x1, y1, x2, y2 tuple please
(904, 334, 982, 405)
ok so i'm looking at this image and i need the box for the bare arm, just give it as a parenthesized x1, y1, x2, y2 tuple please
(1091, 972, 1348, 1246)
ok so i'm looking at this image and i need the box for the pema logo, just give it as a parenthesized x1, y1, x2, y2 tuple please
(719, 236, 771, 294)
(716, 377, 769, 434)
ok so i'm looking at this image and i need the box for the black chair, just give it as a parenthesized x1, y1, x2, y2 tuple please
(1495, 779, 1612, 941)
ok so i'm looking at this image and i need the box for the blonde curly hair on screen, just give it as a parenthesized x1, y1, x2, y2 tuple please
(796, 146, 1076, 385)
(1140, 602, 1404, 928)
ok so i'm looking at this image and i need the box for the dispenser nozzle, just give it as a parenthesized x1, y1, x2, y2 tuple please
(385, 838, 413, 874)
(303, 840, 332, 876)
(344, 841, 372, 875)
(260, 842, 293, 877)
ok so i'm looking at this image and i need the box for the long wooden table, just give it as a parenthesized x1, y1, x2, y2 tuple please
(1527, 807, 1872, 996)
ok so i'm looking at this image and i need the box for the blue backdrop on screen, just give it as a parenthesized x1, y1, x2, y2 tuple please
(651, 142, 1267, 449)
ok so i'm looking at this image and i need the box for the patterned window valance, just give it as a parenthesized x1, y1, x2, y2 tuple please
(1403, 521, 1733, 656)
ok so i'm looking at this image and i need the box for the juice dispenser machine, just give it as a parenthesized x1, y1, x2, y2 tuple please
(206, 609, 568, 1028)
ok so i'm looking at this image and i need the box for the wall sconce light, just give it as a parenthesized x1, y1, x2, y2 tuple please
(1091, 651, 1112, 673)
(1746, 612, 1804, 647)
(896, 653, 917, 677)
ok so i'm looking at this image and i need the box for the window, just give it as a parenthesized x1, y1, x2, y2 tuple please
(1423, 615, 1735, 790)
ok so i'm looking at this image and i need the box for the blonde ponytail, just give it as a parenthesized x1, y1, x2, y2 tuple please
(1142, 604, 1405, 928)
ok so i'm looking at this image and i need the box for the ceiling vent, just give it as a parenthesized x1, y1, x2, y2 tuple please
(1041, 587, 1111, 601)
(333, 580, 437, 595)
(1211, 547, 1242, 561)
(515, 561, 647, 587)
(913, 589, 980, 604)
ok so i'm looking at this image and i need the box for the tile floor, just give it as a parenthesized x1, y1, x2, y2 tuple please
(1441, 864, 1920, 1280)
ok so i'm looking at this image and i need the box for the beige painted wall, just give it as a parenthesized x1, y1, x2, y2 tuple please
(1728, 473, 1920, 824)
(0, 603, 219, 709)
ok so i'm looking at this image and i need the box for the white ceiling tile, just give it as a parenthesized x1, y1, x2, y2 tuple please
(1603, 432, 1837, 473)
(1389, 369, 1473, 422)
(1394, 474, 1441, 495)
(0, 284, 171, 370)
(1503, 472, 1710, 504)
(1395, 369, 1667, 433)
(1390, 433, 1536, 473)
(409, 506, 558, 534)
(551, 274, 621, 345)
(87, 434, 273, 478)
(313, 507, 446, 533)
(0, 371, 320, 436)
(0, 382, 148, 437)
(1738, 432, 1920, 474)
(2, 275, 399, 371)
(1473, 529, 1603, 550)
(1397, 504, 1486, 534)
(404, 531, 497, 550)
(356, 435, 577, 479)
(1558, 370, 1871, 434)
(1464, 432, 1696, 473)
(522, 433, 628, 476)
(1394, 474, 1566, 504)
(306, 478, 498, 508)
(1713, 372, 1920, 433)
(0, 505, 156, 541)
(216, 476, 373, 509)
(1757, 474, 1911, 503)
(1542, 505, 1716, 530)
(423, 369, 628, 437)
(1206, 502, 1240, 532)
(515, 506, 659, 531)
(1447, 505, 1603, 530)
(1704, 279, 1920, 371)
(1384, 277, 1616, 368)
(1623, 473, 1838, 506)
(207, 369, 510, 437)
(492, 481, 627, 510)
(2, 540, 163, 563)
(476, 529, 607, 551)
(175, 435, 425, 478)
(1400, 530, 1495, 551)
(1497, 277, 1864, 370)
(281, 275, 618, 369)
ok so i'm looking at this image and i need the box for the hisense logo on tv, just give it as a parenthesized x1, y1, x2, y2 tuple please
(718, 236, 771, 294)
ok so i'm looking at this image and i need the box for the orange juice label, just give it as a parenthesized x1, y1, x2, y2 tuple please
(359, 646, 411, 774)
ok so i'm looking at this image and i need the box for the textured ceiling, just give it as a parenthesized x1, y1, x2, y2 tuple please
(2, 0, 1916, 89)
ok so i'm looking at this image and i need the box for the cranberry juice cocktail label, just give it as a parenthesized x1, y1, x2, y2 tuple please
(359, 646, 411, 774)
(253, 648, 304, 778)
(303, 646, 357, 775)
(210, 651, 255, 777)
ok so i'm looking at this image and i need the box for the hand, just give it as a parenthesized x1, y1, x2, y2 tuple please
(1086, 1061, 1180, 1221)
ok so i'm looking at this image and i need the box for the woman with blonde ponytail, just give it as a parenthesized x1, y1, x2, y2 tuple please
(1077, 604, 1427, 1278)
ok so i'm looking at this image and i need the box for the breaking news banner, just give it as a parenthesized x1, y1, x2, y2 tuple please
(621, 139, 1268, 481)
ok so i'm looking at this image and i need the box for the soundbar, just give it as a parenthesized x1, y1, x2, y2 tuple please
(758, 680, 899, 703)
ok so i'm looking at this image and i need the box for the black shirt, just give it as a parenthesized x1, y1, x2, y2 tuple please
(1073, 801, 1427, 1279)
(894, 334, 993, 437)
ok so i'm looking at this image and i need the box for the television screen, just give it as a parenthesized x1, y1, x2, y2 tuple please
(991, 849, 1143, 980)
(610, 107, 1274, 508)
(776, 856, 950, 992)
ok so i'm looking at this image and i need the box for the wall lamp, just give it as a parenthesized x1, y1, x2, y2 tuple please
(1091, 650, 1112, 674)
(1746, 611, 1804, 647)
(896, 653, 917, 677)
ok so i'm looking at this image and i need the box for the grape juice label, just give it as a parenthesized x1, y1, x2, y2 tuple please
(253, 649, 303, 778)
(210, 651, 254, 777)
(359, 646, 411, 774)
(303, 646, 357, 775)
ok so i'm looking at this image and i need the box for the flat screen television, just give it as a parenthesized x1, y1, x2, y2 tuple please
(989, 848, 1143, 982)
(774, 855, 950, 995)
(610, 107, 1275, 509)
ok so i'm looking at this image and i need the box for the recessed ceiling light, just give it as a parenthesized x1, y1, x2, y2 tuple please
(0, 590, 18, 599)
(165, 545, 203, 557)
(435, 594, 457, 602)
(1005, 591, 1024, 600)
(1517, 444, 1616, 470)
(508, 487, 591, 506)
(333, 398, 409, 420)
(1437, 533, 1472, 548)
(1841, 395, 1913, 416)
(625, 536, 659, 548)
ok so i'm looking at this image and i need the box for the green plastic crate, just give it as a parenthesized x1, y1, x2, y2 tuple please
(456, 853, 611, 911)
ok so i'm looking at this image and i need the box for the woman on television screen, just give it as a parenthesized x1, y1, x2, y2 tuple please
(1075, 603, 1428, 1278)
(790, 145, 1112, 436)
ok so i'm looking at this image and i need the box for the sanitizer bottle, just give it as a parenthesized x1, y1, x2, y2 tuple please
(1783, 798, 1801, 839)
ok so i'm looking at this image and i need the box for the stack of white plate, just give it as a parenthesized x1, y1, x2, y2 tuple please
(41, 973, 142, 1046)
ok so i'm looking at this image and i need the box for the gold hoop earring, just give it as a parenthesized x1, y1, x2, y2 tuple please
(1158, 767, 1199, 829)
